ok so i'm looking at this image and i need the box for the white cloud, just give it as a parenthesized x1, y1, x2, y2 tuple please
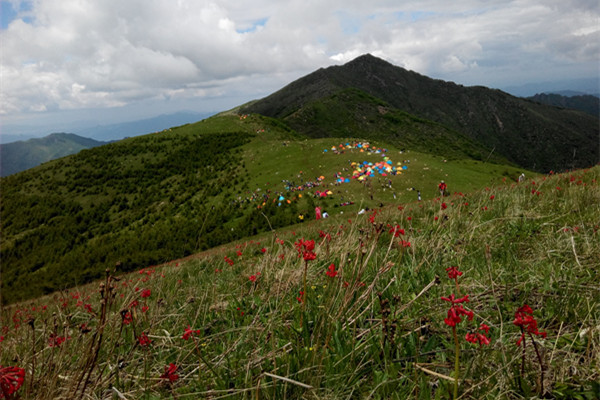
(1, 0, 598, 125)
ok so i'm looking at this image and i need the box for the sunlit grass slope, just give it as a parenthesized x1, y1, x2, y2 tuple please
(2, 166, 598, 399)
(1, 113, 526, 304)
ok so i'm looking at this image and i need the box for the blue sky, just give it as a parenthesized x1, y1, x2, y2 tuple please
(1, 0, 598, 138)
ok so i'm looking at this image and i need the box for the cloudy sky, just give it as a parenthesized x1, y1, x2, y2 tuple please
(1, 0, 598, 136)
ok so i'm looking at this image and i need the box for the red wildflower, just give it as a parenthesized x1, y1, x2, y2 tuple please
(236, 251, 243, 257)
(138, 332, 151, 347)
(140, 289, 151, 298)
(48, 333, 68, 347)
(445, 266, 463, 280)
(141, 306, 149, 313)
(249, 274, 258, 283)
(441, 294, 470, 304)
(295, 239, 316, 261)
(325, 263, 338, 278)
(389, 224, 405, 237)
(122, 311, 133, 325)
(400, 240, 411, 248)
(489, 195, 495, 200)
(160, 363, 179, 383)
(224, 256, 234, 266)
(513, 304, 546, 346)
(296, 291, 304, 303)
(465, 332, 491, 346)
(0, 365, 25, 398)
(261, 247, 267, 253)
(129, 300, 139, 308)
(443, 304, 474, 327)
(84, 304, 94, 313)
(182, 326, 201, 340)
(441, 202, 447, 210)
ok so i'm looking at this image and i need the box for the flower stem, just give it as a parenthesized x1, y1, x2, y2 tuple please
(528, 333, 545, 395)
(453, 325, 460, 399)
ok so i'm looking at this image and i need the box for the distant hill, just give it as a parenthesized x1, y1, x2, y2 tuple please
(0, 133, 107, 176)
(526, 93, 599, 118)
(76, 111, 212, 142)
(242, 54, 599, 172)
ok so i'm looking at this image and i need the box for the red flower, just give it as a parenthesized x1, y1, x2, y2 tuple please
(182, 326, 201, 340)
(443, 304, 474, 327)
(441, 202, 447, 210)
(140, 289, 151, 298)
(325, 263, 338, 278)
(224, 256, 234, 266)
(296, 291, 304, 303)
(465, 323, 491, 346)
(295, 239, 316, 261)
(261, 248, 267, 253)
(445, 266, 463, 280)
(141, 306, 149, 313)
(441, 294, 470, 304)
(389, 224, 405, 237)
(465, 332, 491, 346)
(160, 363, 179, 383)
(0, 365, 25, 398)
(249, 274, 258, 283)
(479, 323, 491, 334)
(513, 304, 546, 345)
(138, 332, 151, 347)
(123, 311, 133, 325)
(84, 304, 94, 313)
(48, 333, 68, 348)
(489, 195, 495, 200)
(400, 240, 411, 248)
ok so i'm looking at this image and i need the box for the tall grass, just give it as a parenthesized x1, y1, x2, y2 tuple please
(1, 167, 598, 399)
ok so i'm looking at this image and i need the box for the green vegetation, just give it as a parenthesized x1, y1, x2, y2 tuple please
(242, 54, 599, 172)
(0, 133, 106, 177)
(2, 167, 598, 399)
(1, 112, 526, 304)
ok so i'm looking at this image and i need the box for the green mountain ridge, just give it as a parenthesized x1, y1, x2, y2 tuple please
(242, 54, 599, 172)
(0, 133, 107, 177)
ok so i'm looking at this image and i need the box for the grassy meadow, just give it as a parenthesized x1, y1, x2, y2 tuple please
(1, 113, 526, 303)
(1, 165, 598, 399)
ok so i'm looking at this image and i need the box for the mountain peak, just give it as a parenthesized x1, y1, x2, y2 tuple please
(242, 56, 599, 172)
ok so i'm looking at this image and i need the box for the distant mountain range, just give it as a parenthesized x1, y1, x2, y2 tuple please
(0, 111, 212, 175)
(76, 111, 212, 142)
(526, 93, 599, 118)
(0, 111, 212, 144)
(0, 133, 107, 177)
(242, 54, 599, 172)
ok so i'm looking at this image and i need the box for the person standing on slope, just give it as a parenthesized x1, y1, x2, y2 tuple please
(438, 180, 447, 197)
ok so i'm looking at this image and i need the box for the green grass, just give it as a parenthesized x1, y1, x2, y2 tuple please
(1, 113, 530, 304)
(2, 166, 598, 399)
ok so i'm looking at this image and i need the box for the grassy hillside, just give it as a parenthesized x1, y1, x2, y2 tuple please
(242, 54, 599, 172)
(1, 113, 529, 304)
(1, 167, 598, 399)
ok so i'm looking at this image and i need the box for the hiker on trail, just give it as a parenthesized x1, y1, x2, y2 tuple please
(315, 206, 322, 220)
(417, 190, 422, 201)
(438, 180, 447, 197)
(518, 173, 525, 183)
